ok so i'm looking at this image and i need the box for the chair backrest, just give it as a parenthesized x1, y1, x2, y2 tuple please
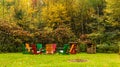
(25, 43, 30, 49)
(52, 44, 56, 52)
(69, 44, 75, 52)
(22, 44, 26, 54)
(46, 44, 54, 54)
(22, 44, 26, 51)
(69, 44, 77, 54)
(31, 44, 37, 54)
(36, 43, 42, 51)
(63, 44, 69, 54)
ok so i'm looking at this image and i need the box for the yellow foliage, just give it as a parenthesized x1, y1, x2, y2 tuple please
(6, 0, 14, 2)
(41, 3, 70, 27)
(18, 0, 32, 11)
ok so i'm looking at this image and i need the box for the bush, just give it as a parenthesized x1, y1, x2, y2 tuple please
(88, 32, 119, 45)
(0, 44, 14, 53)
(96, 44, 119, 53)
(33, 25, 77, 47)
(34, 31, 54, 47)
(0, 34, 23, 53)
(51, 25, 77, 47)
(79, 44, 86, 52)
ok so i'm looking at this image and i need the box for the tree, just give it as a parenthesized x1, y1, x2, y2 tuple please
(105, 0, 120, 31)
(13, 0, 40, 32)
(65, 0, 95, 36)
(41, 2, 70, 30)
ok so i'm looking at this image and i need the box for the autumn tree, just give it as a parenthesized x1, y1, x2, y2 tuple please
(41, 2, 70, 31)
(105, 0, 120, 31)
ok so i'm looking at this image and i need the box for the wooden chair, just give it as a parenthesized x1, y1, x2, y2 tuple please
(69, 42, 78, 54)
(31, 44, 37, 54)
(46, 44, 54, 54)
(59, 44, 69, 54)
(36, 43, 43, 54)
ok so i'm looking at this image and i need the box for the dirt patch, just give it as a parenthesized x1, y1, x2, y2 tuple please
(68, 59, 88, 62)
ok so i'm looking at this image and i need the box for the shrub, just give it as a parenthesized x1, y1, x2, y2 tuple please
(34, 31, 54, 46)
(33, 25, 77, 47)
(96, 44, 119, 53)
(51, 25, 77, 47)
(79, 44, 87, 52)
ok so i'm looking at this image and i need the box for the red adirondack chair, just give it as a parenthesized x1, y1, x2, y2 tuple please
(31, 44, 38, 54)
(69, 42, 77, 54)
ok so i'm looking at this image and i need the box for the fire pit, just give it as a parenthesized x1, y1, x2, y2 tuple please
(68, 59, 88, 62)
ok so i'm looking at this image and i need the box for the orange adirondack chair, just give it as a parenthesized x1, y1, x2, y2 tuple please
(25, 43, 31, 52)
(46, 44, 56, 54)
(46, 44, 54, 54)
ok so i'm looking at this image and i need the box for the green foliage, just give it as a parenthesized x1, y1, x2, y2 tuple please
(79, 44, 86, 52)
(96, 44, 119, 53)
(88, 32, 119, 44)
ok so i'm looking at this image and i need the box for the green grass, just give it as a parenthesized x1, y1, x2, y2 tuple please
(0, 53, 120, 67)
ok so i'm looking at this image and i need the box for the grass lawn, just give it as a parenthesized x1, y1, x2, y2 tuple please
(0, 53, 120, 67)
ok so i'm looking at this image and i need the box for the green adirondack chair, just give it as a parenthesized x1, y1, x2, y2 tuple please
(22, 44, 26, 54)
(36, 43, 42, 51)
(59, 44, 70, 54)
(36, 43, 45, 54)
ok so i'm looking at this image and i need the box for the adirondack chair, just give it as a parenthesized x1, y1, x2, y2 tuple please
(26, 43, 31, 52)
(31, 44, 37, 54)
(46, 44, 54, 54)
(22, 44, 27, 54)
(36, 43, 43, 54)
(69, 42, 78, 54)
(59, 44, 69, 54)
(69, 44, 77, 54)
